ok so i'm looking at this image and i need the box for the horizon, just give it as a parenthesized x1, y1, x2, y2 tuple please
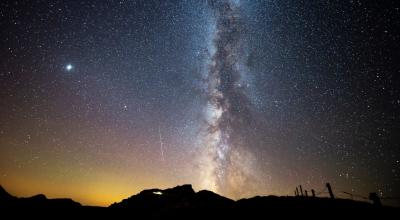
(0, 182, 380, 207)
(1, 0, 399, 208)
(1, 183, 284, 207)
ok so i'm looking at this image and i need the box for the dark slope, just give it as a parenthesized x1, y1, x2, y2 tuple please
(0, 185, 15, 200)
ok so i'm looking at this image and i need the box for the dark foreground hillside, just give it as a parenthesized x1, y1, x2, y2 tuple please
(0, 184, 398, 218)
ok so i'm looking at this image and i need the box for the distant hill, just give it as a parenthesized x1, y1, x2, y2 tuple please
(0, 185, 81, 209)
(0, 184, 397, 218)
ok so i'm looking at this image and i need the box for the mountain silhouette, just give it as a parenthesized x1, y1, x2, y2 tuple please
(0, 184, 397, 218)
(0, 185, 81, 210)
(110, 184, 234, 217)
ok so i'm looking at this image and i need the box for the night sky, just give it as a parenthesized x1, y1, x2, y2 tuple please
(1, 0, 399, 206)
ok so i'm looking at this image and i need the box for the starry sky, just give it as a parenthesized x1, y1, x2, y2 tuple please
(0, 0, 399, 206)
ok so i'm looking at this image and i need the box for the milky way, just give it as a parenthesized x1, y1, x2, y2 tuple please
(196, 0, 260, 198)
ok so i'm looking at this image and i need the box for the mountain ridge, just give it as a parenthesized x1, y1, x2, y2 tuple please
(0, 184, 397, 218)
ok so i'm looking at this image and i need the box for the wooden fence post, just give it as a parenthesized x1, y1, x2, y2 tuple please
(326, 183, 334, 199)
(299, 185, 304, 196)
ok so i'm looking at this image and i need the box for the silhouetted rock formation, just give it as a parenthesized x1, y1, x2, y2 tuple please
(110, 184, 234, 217)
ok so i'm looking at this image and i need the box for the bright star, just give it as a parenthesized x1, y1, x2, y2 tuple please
(66, 64, 73, 71)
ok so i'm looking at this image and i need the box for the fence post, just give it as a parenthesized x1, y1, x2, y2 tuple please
(326, 183, 334, 199)
(299, 185, 304, 196)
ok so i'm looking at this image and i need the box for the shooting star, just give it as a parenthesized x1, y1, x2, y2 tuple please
(158, 125, 165, 161)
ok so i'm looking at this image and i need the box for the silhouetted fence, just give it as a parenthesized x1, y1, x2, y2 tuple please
(292, 182, 400, 206)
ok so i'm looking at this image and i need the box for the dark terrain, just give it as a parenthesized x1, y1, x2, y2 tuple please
(0, 184, 397, 218)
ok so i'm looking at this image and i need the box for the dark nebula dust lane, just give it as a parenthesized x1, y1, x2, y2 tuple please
(0, 0, 399, 206)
